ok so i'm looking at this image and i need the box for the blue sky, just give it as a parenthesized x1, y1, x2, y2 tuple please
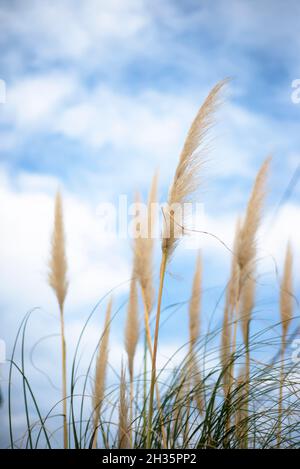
(0, 0, 300, 447)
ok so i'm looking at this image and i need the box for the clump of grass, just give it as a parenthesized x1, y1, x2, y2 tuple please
(233, 157, 271, 359)
(234, 157, 270, 447)
(6, 81, 300, 451)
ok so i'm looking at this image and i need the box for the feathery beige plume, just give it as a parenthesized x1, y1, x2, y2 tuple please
(189, 252, 202, 349)
(231, 158, 270, 391)
(119, 364, 130, 449)
(280, 241, 293, 343)
(162, 80, 228, 259)
(236, 157, 271, 286)
(49, 191, 68, 312)
(48, 190, 68, 449)
(231, 158, 270, 399)
(132, 177, 168, 448)
(125, 276, 139, 381)
(92, 298, 112, 448)
(240, 275, 255, 346)
(228, 218, 241, 318)
(134, 172, 158, 313)
(221, 218, 240, 395)
(233, 159, 270, 449)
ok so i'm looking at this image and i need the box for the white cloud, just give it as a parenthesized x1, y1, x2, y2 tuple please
(3, 66, 298, 203)
(4, 71, 288, 191)
(3, 73, 192, 159)
(5, 73, 77, 129)
(55, 86, 192, 156)
(0, 0, 150, 63)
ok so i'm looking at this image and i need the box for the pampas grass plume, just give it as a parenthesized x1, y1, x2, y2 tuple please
(48, 190, 68, 449)
(49, 191, 68, 312)
(280, 241, 293, 342)
(162, 79, 228, 259)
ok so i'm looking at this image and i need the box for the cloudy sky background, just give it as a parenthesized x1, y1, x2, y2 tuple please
(0, 0, 300, 447)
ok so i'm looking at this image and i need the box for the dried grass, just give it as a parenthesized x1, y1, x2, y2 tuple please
(134, 172, 158, 314)
(125, 276, 139, 381)
(48, 190, 68, 449)
(162, 80, 228, 259)
(189, 252, 202, 350)
(92, 298, 112, 448)
(148, 80, 227, 447)
(221, 218, 240, 396)
(49, 191, 68, 312)
(280, 241, 293, 343)
(236, 157, 271, 286)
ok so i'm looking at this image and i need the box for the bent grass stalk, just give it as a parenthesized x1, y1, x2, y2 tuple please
(231, 158, 270, 381)
(133, 173, 168, 446)
(147, 80, 227, 447)
(140, 286, 168, 448)
(228, 158, 270, 447)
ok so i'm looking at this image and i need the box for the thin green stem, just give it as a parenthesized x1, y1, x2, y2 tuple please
(143, 330, 147, 442)
(147, 251, 167, 448)
(277, 342, 285, 448)
(60, 306, 68, 449)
